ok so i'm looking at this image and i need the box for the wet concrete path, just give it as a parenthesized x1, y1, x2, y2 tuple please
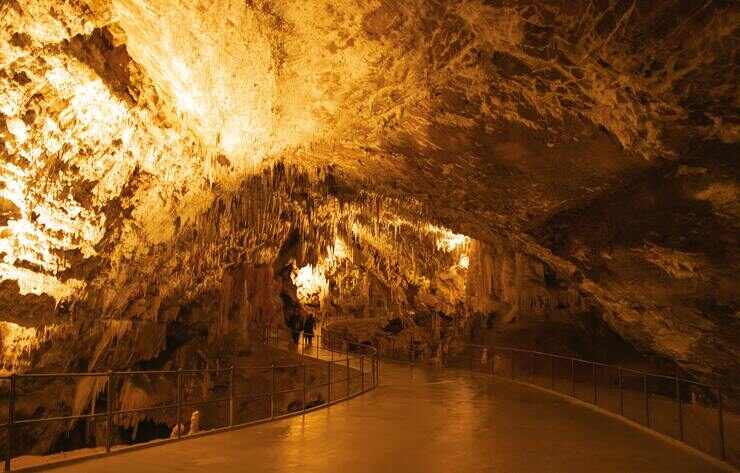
(56, 362, 725, 473)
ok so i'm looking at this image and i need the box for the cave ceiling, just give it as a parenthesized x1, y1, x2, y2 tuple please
(113, 0, 738, 238)
(0, 1, 738, 379)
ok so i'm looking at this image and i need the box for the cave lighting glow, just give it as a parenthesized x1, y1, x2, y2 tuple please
(458, 254, 470, 269)
(292, 264, 328, 305)
(329, 237, 348, 261)
(426, 224, 470, 252)
(0, 322, 39, 375)
(291, 239, 349, 304)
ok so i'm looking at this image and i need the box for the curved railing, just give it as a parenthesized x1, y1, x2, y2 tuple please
(464, 345, 737, 467)
(0, 325, 378, 472)
(370, 333, 737, 469)
(204, 319, 739, 469)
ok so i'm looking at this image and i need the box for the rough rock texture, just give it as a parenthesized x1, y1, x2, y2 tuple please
(0, 0, 738, 425)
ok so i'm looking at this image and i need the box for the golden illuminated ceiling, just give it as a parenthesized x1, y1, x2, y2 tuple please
(0, 0, 738, 382)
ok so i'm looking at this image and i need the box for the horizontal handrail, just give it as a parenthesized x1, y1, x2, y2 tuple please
(368, 331, 736, 467)
(0, 361, 358, 381)
(0, 323, 379, 472)
(468, 344, 736, 467)
(369, 330, 727, 391)
(469, 343, 727, 389)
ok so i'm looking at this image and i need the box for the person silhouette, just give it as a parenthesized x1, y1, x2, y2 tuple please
(303, 313, 316, 346)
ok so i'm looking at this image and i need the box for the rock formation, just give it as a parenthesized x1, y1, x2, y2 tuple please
(0, 0, 737, 455)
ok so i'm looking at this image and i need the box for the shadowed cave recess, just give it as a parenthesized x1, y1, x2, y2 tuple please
(0, 0, 738, 458)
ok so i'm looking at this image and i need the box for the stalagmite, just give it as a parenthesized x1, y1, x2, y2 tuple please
(188, 411, 200, 436)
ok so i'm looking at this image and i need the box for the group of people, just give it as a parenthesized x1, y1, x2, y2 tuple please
(289, 312, 316, 346)
(282, 294, 317, 346)
(279, 262, 317, 348)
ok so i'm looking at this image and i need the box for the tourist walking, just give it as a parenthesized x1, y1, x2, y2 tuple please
(303, 313, 316, 346)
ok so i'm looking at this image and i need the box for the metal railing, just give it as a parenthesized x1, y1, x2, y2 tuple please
(364, 333, 422, 364)
(369, 333, 737, 469)
(0, 325, 378, 471)
(204, 321, 738, 469)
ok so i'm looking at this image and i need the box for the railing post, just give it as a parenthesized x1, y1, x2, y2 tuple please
(370, 352, 378, 389)
(644, 375, 650, 427)
(371, 355, 375, 387)
(361, 356, 365, 392)
(229, 366, 235, 427)
(106, 371, 113, 453)
(675, 375, 683, 441)
(511, 352, 515, 380)
(618, 368, 624, 416)
(490, 348, 495, 377)
(409, 337, 414, 364)
(571, 359, 575, 396)
(5, 374, 15, 472)
(327, 360, 332, 403)
(346, 345, 350, 398)
(373, 354, 378, 387)
(718, 388, 726, 461)
(270, 364, 275, 418)
(531, 353, 536, 379)
(176, 369, 183, 439)
(470, 347, 475, 372)
(302, 364, 307, 411)
(592, 363, 597, 404)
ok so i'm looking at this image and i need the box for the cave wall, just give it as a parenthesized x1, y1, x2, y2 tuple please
(465, 238, 587, 323)
(0, 0, 736, 419)
(533, 153, 740, 384)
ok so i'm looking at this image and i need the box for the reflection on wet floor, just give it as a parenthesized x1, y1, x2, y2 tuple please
(55, 362, 726, 473)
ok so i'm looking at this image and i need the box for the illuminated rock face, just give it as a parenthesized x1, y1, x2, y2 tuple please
(0, 0, 737, 392)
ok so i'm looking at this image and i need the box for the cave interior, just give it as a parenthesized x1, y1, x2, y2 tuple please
(0, 0, 738, 461)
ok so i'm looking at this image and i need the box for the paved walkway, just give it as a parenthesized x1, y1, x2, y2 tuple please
(54, 363, 725, 473)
